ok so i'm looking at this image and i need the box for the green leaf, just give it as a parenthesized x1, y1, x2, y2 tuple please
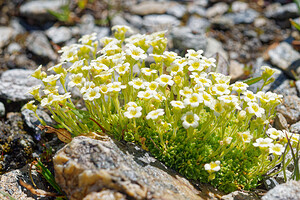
(0, 191, 17, 200)
(290, 19, 300, 31)
(242, 77, 263, 86)
(35, 160, 63, 194)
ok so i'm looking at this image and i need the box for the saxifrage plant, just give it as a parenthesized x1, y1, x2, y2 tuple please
(24, 25, 293, 193)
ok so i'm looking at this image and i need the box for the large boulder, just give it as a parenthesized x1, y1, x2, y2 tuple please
(53, 136, 221, 200)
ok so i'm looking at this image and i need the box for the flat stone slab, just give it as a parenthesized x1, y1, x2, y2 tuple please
(0, 69, 41, 102)
(53, 136, 220, 200)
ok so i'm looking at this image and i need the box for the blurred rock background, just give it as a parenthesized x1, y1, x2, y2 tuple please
(0, 0, 300, 199)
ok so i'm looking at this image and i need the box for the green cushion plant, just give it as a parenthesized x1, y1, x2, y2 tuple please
(25, 25, 295, 193)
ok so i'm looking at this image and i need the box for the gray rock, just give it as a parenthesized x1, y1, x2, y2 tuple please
(0, 164, 55, 200)
(79, 14, 110, 39)
(254, 17, 268, 27)
(296, 80, 300, 94)
(143, 14, 180, 32)
(274, 113, 289, 131)
(129, 1, 170, 16)
(225, 9, 259, 24)
(20, 0, 68, 21)
(266, 3, 299, 20)
(206, 2, 229, 18)
(210, 16, 234, 30)
(231, 1, 249, 13)
(277, 95, 300, 124)
(264, 178, 280, 190)
(7, 42, 22, 54)
(171, 27, 207, 53)
(229, 60, 244, 81)
(26, 31, 57, 60)
(205, 37, 228, 60)
(268, 42, 300, 76)
(21, 108, 53, 140)
(46, 26, 72, 44)
(262, 181, 300, 200)
(290, 121, 300, 133)
(0, 26, 15, 48)
(110, 14, 130, 27)
(194, 0, 208, 7)
(268, 42, 300, 72)
(124, 14, 143, 29)
(0, 69, 41, 102)
(10, 18, 26, 35)
(275, 170, 293, 184)
(188, 5, 206, 17)
(53, 136, 215, 200)
(221, 190, 259, 200)
(167, 3, 187, 18)
(272, 78, 298, 97)
(0, 101, 4, 117)
(187, 16, 210, 33)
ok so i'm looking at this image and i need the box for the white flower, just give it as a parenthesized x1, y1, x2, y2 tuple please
(269, 144, 284, 155)
(156, 75, 174, 87)
(231, 82, 248, 93)
(141, 68, 157, 76)
(153, 92, 166, 102)
(188, 59, 204, 72)
(179, 87, 193, 97)
(112, 25, 132, 34)
(185, 49, 203, 59)
(99, 84, 109, 94)
(68, 73, 85, 88)
(181, 112, 200, 129)
(83, 87, 101, 101)
(239, 131, 253, 143)
(42, 74, 61, 85)
(149, 53, 166, 63)
(68, 60, 84, 73)
(173, 57, 188, 68)
(126, 102, 138, 108)
(167, 64, 183, 76)
(128, 78, 145, 90)
(193, 83, 205, 93)
(146, 109, 165, 120)
(212, 84, 230, 96)
(267, 128, 283, 140)
(213, 74, 231, 85)
(80, 81, 95, 94)
(212, 101, 225, 116)
(194, 77, 212, 87)
(200, 91, 215, 109)
(261, 65, 280, 77)
(170, 100, 185, 109)
(79, 32, 97, 44)
(107, 82, 126, 92)
(114, 63, 130, 75)
(41, 93, 56, 107)
(253, 138, 273, 148)
(145, 81, 158, 92)
(204, 161, 221, 173)
(125, 44, 147, 60)
(203, 57, 216, 68)
(124, 106, 142, 119)
(184, 93, 203, 108)
(256, 91, 276, 103)
(137, 90, 155, 100)
(243, 90, 257, 102)
(246, 102, 265, 118)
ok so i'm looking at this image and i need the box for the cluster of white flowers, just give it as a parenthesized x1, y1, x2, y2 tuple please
(26, 25, 286, 180)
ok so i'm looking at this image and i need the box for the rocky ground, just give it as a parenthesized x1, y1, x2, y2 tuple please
(0, 0, 300, 199)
